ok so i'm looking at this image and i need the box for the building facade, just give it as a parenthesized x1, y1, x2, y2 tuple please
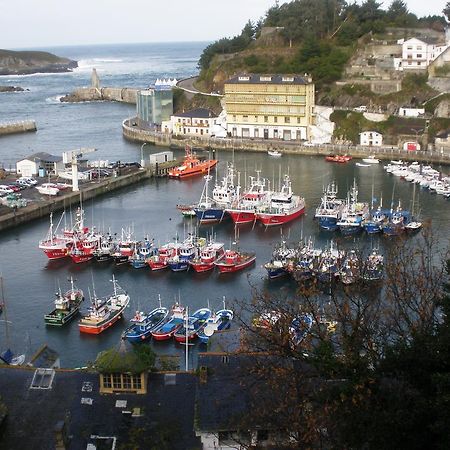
(16, 152, 64, 177)
(136, 86, 173, 128)
(399, 38, 448, 70)
(224, 74, 315, 141)
(170, 108, 218, 136)
(360, 131, 383, 147)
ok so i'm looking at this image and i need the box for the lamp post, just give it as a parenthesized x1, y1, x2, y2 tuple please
(140, 142, 147, 168)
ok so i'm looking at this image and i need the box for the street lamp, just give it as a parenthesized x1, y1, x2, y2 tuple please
(140, 142, 147, 168)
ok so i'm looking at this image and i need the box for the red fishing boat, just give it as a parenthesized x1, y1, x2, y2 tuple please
(325, 154, 352, 163)
(78, 276, 130, 334)
(256, 174, 306, 226)
(147, 239, 181, 271)
(39, 211, 75, 260)
(214, 248, 256, 273)
(168, 145, 218, 179)
(189, 238, 225, 272)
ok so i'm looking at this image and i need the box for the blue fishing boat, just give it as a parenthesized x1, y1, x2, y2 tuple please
(198, 308, 234, 344)
(151, 304, 186, 341)
(290, 314, 313, 346)
(337, 181, 368, 235)
(129, 238, 155, 269)
(382, 201, 411, 236)
(264, 236, 297, 279)
(168, 234, 206, 272)
(315, 241, 344, 283)
(291, 238, 317, 282)
(314, 182, 343, 231)
(173, 307, 212, 343)
(123, 305, 169, 342)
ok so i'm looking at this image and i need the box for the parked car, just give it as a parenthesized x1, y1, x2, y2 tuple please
(18, 176, 38, 185)
(16, 179, 32, 187)
(0, 185, 15, 195)
(353, 105, 367, 112)
(7, 184, 21, 192)
(10, 182, 26, 190)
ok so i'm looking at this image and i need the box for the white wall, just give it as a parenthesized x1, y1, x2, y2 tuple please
(360, 132, 383, 146)
(16, 160, 38, 177)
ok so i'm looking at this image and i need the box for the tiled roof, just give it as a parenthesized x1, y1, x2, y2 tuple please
(174, 108, 217, 119)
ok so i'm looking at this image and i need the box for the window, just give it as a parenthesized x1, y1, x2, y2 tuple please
(407, 46, 413, 50)
(260, 76, 272, 82)
(233, 115, 236, 121)
(243, 115, 248, 122)
(254, 115, 258, 122)
(30, 369, 55, 390)
(123, 374, 132, 389)
(417, 46, 422, 50)
(102, 374, 112, 388)
(284, 116, 290, 124)
(282, 76, 294, 82)
(264, 116, 268, 123)
(417, 62, 421, 66)
(238, 76, 250, 81)
(274, 116, 278, 123)
(297, 117, 301, 124)
(417, 54, 422, 58)
(133, 375, 142, 390)
(113, 373, 121, 389)
(407, 54, 412, 59)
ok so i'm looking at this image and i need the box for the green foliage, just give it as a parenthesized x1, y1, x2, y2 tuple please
(95, 344, 156, 374)
(435, 64, 450, 77)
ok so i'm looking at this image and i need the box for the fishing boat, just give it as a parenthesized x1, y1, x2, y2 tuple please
(264, 236, 297, 279)
(315, 241, 344, 283)
(226, 170, 269, 225)
(168, 234, 206, 272)
(356, 163, 371, 167)
(93, 235, 116, 262)
(69, 231, 101, 264)
(362, 155, 380, 164)
(123, 298, 169, 343)
(268, 150, 282, 157)
(38, 212, 73, 259)
(151, 303, 186, 341)
(198, 304, 234, 344)
(290, 314, 313, 346)
(44, 277, 84, 326)
(405, 182, 422, 233)
(193, 174, 224, 224)
(256, 174, 305, 227)
(362, 249, 384, 281)
(382, 200, 411, 236)
(325, 154, 352, 163)
(314, 182, 343, 231)
(363, 189, 388, 234)
(176, 204, 197, 217)
(173, 307, 212, 343)
(168, 144, 218, 179)
(112, 228, 138, 265)
(338, 250, 360, 285)
(189, 236, 225, 272)
(337, 181, 368, 235)
(129, 238, 155, 269)
(290, 238, 318, 282)
(147, 238, 181, 271)
(78, 275, 130, 334)
(214, 237, 256, 274)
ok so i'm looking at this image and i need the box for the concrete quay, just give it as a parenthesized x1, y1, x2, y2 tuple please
(60, 87, 138, 103)
(0, 120, 37, 136)
(122, 118, 450, 166)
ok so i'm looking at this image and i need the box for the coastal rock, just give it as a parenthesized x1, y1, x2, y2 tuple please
(0, 49, 77, 76)
(0, 86, 25, 93)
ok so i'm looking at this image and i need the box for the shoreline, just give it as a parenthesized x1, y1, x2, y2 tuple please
(122, 118, 450, 166)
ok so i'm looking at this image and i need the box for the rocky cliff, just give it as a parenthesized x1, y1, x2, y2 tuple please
(0, 49, 77, 75)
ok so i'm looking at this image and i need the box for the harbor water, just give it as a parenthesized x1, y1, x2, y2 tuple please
(0, 43, 449, 367)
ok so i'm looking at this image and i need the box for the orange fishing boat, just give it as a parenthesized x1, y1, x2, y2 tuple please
(168, 145, 218, 179)
(325, 154, 352, 163)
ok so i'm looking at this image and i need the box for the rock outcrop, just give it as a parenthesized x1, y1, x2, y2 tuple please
(0, 49, 77, 75)
(0, 86, 25, 92)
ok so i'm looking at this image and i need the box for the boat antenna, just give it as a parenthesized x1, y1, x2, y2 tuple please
(185, 305, 189, 371)
(158, 294, 162, 308)
(223, 296, 226, 310)
(91, 271, 97, 300)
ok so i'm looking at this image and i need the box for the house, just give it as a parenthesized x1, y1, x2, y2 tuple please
(136, 83, 173, 127)
(224, 74, 315, 141)
(16, 152, 64, 177)
(398, 37, 448, 70)
(435, 129, 450, 147)
(360, 131, 383, 147)
(169, 108, 218, 137)
(398, 106, 425, 118)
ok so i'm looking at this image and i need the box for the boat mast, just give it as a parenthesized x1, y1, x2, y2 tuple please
(185, 306, 189, 371)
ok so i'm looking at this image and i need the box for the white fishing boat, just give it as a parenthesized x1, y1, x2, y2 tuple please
(268, 150, 282, 157)
(362, 155, 380, 164)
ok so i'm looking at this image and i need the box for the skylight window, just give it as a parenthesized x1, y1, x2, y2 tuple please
(30, 368, 55, 389)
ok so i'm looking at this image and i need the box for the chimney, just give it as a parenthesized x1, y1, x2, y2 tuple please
(54, 420, 68, 450)
(199, 365, 208, 384)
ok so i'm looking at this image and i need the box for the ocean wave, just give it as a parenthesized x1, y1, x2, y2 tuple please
(45, 95, 64, 104)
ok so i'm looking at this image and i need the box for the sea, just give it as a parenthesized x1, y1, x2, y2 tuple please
(0, 42, 449, 368)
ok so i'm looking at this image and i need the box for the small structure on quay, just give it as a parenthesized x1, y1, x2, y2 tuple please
(360, 131, 383, 147)
(16, 152, 64, 177)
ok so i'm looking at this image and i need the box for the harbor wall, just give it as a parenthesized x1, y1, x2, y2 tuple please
(0, 169, 149, 233)
(0, 120, 37, 136)
(61, 87, 138, 103)
(122, 118, 450, 166)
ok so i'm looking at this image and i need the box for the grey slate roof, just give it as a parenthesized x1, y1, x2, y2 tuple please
(0, 367, 200, 449)
(225, 73, 312, 85)
(175, 108, 217, 119)
(21, 152, 62, 163)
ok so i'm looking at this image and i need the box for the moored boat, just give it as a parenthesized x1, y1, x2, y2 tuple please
(198, 308, 234, 344)
(362, 155, 380, 164)
(314, 181, 343, 231)
(38, 212, 73, 260)
(173, 307, 212, 343)
(214, 247, 256, 273)
(44, 277, 84, 326)
(168, 144, 218, 179)
(78, 275, 130, 334)
(189, 236, 225, 272)
(151, 303, 186, 341)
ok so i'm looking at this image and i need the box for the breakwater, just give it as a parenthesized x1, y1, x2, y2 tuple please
(122, 118, 450, 166)
(0, 120, 37, 136)
(60, 87, 138, 103)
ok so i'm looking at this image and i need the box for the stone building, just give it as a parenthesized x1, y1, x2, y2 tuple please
(224, 74, 315, 141)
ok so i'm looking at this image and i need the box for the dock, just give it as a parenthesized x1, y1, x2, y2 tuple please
(0, 120, 37, 136)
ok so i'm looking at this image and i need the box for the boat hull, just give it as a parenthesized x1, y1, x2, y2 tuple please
(44, 305, 80, 326)
(216, 255, 256, 273)
(194, 208, 227, 224)
(70, 253, 93, 264)
(257, 205, 305, 227)
(169, 160, 218, 179)
(318, 217, 339, 231)
(42, 247, 69, 260)
(189, 262, 215, 272)
(79, 308, 124, 334)
(226, 210, 256, 225)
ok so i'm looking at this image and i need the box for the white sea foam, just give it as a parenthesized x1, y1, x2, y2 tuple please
(45, 95, 64, 104)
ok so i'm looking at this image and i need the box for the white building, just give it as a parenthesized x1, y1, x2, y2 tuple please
(398, 106, 425, 118)
(16, 152, 64, 177)
(360, 131, 383, 147)
(398, 37, 448, 70)
(169, 108, 218, 137)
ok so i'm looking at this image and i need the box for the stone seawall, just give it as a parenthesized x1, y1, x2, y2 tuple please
(0, 120, 37, 136)
(0, 169, 150, 233)
(61, 87, 138, 104)
(122, 118, 450, 166)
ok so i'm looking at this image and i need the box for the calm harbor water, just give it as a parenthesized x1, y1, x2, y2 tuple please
(0, 43, 449, 367)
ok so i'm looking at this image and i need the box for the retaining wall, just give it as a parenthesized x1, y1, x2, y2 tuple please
(0, 120, 37, 136)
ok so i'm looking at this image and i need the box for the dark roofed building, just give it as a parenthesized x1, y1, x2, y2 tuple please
(171, 108, 219, 137)
(16, 151, 64, 177)
(175, 108, 218, 119)
(225, 73, 312, 85)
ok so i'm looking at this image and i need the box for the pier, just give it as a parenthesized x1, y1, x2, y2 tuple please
(0, 120, 37, 136)
(123, 118, 450, 166)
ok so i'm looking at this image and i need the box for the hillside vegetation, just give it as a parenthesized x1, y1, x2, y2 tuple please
(197, 0, 446, 91)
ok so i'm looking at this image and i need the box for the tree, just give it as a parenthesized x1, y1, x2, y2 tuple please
(228, 232, 450, 448)
(444, 2, 450, 23)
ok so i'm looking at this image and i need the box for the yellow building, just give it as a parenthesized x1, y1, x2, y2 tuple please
(224, 74, 315, 141)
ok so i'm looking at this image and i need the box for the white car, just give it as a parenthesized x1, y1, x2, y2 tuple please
(0, 185, 15, 195)
(354, 105, 367, 112)
(18, 176, 38, 186)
